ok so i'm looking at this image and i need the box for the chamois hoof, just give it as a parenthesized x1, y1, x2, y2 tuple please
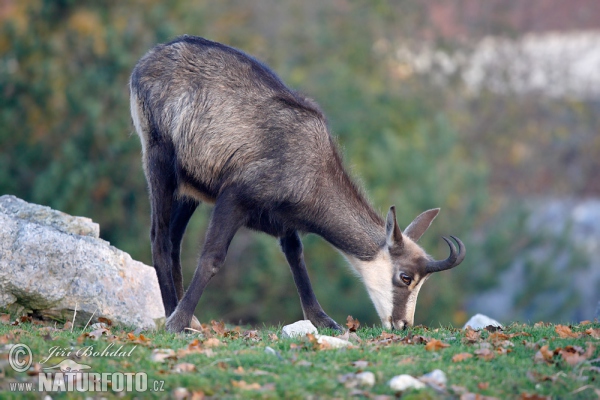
(310, 313, 343, 332)
(165, 311, 190, 333)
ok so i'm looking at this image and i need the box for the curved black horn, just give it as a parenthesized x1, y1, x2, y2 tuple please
(426, 236, 466, 273)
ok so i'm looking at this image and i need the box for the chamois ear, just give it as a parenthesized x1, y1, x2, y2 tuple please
(404, 208, 440, 242)
(386, 206, 403, 247)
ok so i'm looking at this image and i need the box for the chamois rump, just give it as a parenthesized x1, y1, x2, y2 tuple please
(129, 35, 465, 333)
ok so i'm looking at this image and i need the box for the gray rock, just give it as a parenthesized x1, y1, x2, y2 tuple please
(281, 320, 317, 338)
(0, 195, 164, 329)
(463, 313, 502, 330)
(420, 369, 447, 391)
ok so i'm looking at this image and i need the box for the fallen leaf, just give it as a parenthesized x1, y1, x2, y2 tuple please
(478, 382, 490, 390)
(584, 328, 600, 339)
(231, 380, 262, 390)
(463, 328, 481, 344)
(63, 321, 73, 331)
(534, 322, 548, 328)
(173, 362, 196, 373)
(534, 345, 554, 364)
(526, 371, 558, 383)
(346, 315, 360, 332)
(452, 353, 473, 362)
(580, 320, 591, 325)
(397, 356, 415, 365)
(88, 328, 110, 341)
(559, 343, 595, 366)
(211, 320, 226, 336)
(151, 349, 176, 363)
(98, 317, 113, 326)
(243, 330, 260, 342)
(0, 314, 10, 324)
(204, 338, 223, 348)
(519, 393, 550, 400)
(425, 339, 450, 352)
(234, 366, 245, 374)
(474, 348, 495, 361)
(268, 333, 278, 341)
(555, 325, 580, 339)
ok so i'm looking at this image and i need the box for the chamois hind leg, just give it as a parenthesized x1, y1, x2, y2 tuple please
(166, 188, 247, 333)
(280, 231, 342, 331)
(146, 143, 179, 318)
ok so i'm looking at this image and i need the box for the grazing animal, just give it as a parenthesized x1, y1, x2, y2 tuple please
(129, 35, 465, 333)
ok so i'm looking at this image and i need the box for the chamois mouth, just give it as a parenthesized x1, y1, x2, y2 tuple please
(392, 320, 409, 331)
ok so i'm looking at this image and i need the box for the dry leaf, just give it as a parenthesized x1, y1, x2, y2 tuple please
(519, 394, 550, 400)
(452, 353, 473, 362)
(584, 328, 600, 339)
(268, 333, 278, 341)
(397, 356, 415, 365)
(346, 315, 360, 332)
(559, 343, 595, 366)
(463, 328, 481, 344)
(151, 348, 176, 363)
(526, 371, 557, 383)
(88, 327, 110, 341)
(533, 322, 548, 328)
(474, 348, 495, 361)
(580, 320, 591, 325)
(211, 320, 226, 336)
(204, 338, 223, 348)
(478, 382, 490, 390)
(173, 362, 196, 373)
(425, 338, 450, 352)
(234, 366, 245, 374)
(98, 317, 113, 326)
(231, 380, 262, 390)
(555, 325, 580, 339)
(0, 314, 10, 324)
(63, 321, 73, 331)
(534, 345, 554, 364)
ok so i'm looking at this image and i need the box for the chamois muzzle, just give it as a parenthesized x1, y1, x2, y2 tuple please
(425, 236, 465, 273)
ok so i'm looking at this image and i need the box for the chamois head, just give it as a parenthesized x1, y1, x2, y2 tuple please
(357, 206, 465, 330)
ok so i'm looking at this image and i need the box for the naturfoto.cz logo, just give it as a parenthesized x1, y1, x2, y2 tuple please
(7, 343, 165, 393)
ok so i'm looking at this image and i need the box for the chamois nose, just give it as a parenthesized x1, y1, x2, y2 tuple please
(392, 320, 409, 331)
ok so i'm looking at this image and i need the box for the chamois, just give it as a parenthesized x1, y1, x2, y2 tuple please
(129, 35, 465, 333)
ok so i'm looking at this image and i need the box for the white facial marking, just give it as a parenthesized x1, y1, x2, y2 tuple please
(402, 276, 428, 326)
(345, 250, 394, 328)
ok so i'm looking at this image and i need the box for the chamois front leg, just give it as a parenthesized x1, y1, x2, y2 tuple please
(280, 232, 342, 331)
(166, 190, 247, 333)
(169, 197, 199, 300)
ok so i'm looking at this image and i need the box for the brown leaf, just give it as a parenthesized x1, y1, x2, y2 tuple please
(534, 322, 548, 328)
(474, 348, 495, 361)
(534, 345, 554, 364)
(559, 343, 595, 366)
(397, 356, 415, 365)
(478, 382, 490, 390)
(584, 328, 600, 339)
(555, 324, 580, 339)
(63, 321, 73, 331)
(526, 371, 557, 383)
(173, 362, 196, 373)
(346, 315, 360, 332)
(88, 327, 110, 340)
(231, 380, 262, 390)
(463, 327, 481, 344)
(425, 338, 450, 351)
(580, 320, 592, 325)
(151, 348, 176, 363)
(211, 320, 226, 336)
(204, 338, 223, 348)
(0, 314, 11, 324)
(268, 333, 278, 341)
(243, 330, 260, 342)
(452, 353, 473, 362)
(98, 317, 113, 326)
(519, 394, 550, 400)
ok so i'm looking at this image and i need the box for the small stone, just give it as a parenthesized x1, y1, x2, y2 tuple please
(463, 314, 502, 330)
(315, 334, 352, 348)
(264, 346, 276, 355)
(420, 369, 447, 390)
(355, 371, 376, 386)
(281, 320, 318, 338)
(388, 374, 426, 391)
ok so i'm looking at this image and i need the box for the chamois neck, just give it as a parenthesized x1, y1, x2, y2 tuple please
(309, 169, 386, 261)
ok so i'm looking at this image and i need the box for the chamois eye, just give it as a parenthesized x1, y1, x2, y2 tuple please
(400, 273, 412, 285)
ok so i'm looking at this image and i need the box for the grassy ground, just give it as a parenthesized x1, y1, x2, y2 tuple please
(0, 314, 598, 399)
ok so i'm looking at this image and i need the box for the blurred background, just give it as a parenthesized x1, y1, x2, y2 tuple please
(1, 0, 599, 327)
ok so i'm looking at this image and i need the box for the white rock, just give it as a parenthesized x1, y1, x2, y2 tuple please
(281, 320, 317, 338)
(264, 346, 276, 356)
(315, 334, 352, 348)
(388, 374, 426, 391)
(0, 195, 164, 329)
(463, 313, 503, 330)
(355, 371, 376, 386)
(420, 369, 447, 390)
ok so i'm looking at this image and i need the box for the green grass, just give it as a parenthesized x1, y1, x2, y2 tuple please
(0, 316, 598, 399)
